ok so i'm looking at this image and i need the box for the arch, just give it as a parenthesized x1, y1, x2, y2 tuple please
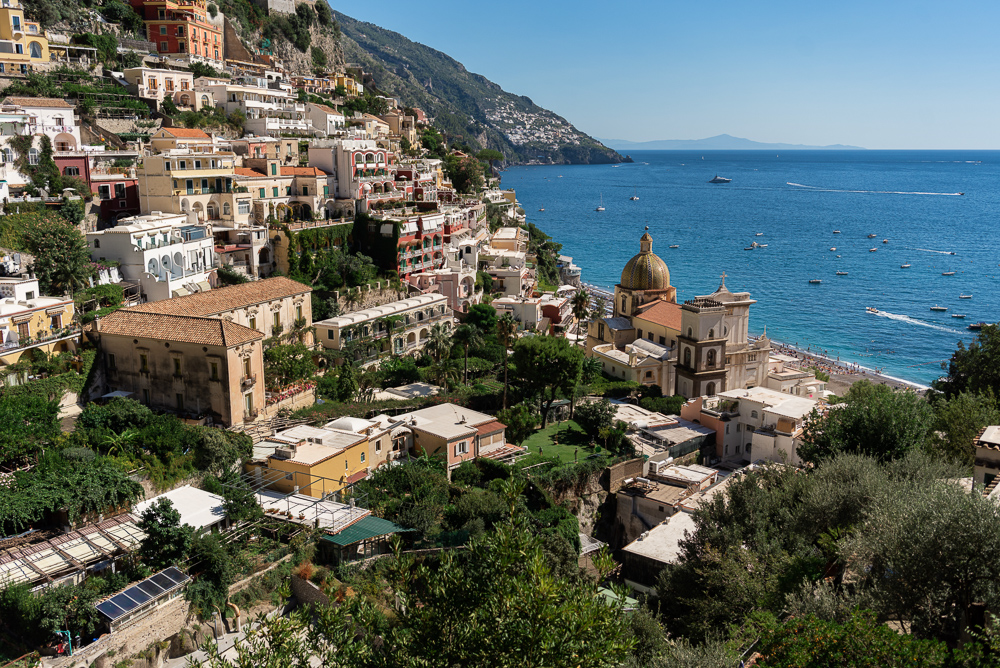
(53, 132, 76, 152)
(173, 251, 184, 268)
(28, 148, 38, 165)
(180, 198, 190, 212)
(28, 41, 41, 59)
(683, 347, 691, 368)
(750, 410, 759, 419)
(707, 349, 716, 367)
(192, 201, 204, 220)
(206, 202, 218, 219)
(706, 382, 716, 396)
(708, 328, 714, 339)
(687, 327, 693, 338)
(419, 328, 429, 340)
(148, 258, 159, 274)
(201, 95, 210, 107)
(258, 247, 270, 264)
(179, 93, 191, 106)
(223, 202, 231, 216)
(406, 331, 416, 344)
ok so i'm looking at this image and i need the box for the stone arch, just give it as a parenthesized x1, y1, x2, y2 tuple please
(707, 349, 716, 367)
(53, 132, 76, 152)
(192, 201, 204, 220)
(419, 328, 429, 340)
(683, 347, 691, 368)
(406, 331, 416, 344)
(223, 202, 231, 216)
(706, 382, 716, 396)
(258, 247, 270, 264)
(181, 198, 190, 212)
(206, 202, 218, 219)
(179, 93, 191, 106)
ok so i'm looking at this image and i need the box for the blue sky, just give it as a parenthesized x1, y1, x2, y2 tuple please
(334, 0, 1000, 149)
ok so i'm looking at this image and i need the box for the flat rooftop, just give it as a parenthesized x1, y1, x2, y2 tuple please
(621, 512, 696, 564)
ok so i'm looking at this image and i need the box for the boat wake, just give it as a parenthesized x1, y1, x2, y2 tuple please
(871, 309, 959, 334)
(908, 247, 957, 255)
(787, 183, 963, 196)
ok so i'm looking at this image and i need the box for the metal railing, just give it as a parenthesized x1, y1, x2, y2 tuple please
(241, 373, 256, 390)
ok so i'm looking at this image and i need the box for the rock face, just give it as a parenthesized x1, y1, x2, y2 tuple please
(272, 23, 345, 80)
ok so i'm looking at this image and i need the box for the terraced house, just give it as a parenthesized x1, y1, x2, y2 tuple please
(130, 0, 224, 64)
(0, 0, 48, 76)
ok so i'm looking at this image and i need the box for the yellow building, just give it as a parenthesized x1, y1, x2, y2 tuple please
(0, 0, 49, 76)
(247, 424, 371, 499)
(0, 276, 77, 366)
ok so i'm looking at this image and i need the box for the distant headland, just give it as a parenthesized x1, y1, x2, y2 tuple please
(598, 134, 865, 151)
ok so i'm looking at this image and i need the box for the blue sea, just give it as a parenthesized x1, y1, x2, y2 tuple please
(500, 150, 1000, 386)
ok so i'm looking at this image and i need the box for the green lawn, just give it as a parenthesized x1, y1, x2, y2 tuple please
(521, 420, 600, 463)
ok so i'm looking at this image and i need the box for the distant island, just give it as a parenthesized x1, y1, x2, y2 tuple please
(599, 134, 865, 151)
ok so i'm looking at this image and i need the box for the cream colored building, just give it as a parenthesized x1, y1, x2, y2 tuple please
(137, 149, 251, 227)
(0, 275, 76, 367)
(0, 0, 48, 76)
(387, 403, 516, 473)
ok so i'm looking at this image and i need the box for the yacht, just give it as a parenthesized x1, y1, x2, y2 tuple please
(960, 294, 973, 299)
(833, 230, 842, 234)
(669, 244, 679, 249)
(755, 232, 763, 236)
(869, 248, 878, 252)
(901, 263, 911, 268)
(708, 175, 732, 183)
(836, 271, 849, 276)
(830, 247, 837, 251)
(595, 194, 605, 212)
(969, 322, 987, 331)
(868, 234, 878, 238)
(538, 208, 545, 212)
(629, 187, 639, 201)
(942, 271, 956, 276)
(931, 305, 948, 312)
(882, 239, 889, 244)
(952, 314, 966, 319)
(809, 279, 822, 284)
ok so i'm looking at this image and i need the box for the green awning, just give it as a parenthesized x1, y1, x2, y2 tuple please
(322, 516, 412, 547)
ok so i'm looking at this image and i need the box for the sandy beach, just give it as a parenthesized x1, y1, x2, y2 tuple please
(769, 342, 931, 395)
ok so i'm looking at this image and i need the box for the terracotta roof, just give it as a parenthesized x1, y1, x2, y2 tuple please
(476, 420, 506, 436)
(345, 469, 368, 484)
(634, 299, 682, 331)
(235, 167, 265, 177)
(3, 96, 73, 108)
(160, 127, 211, 139)
(280, 166, 328, 177)
(98, 310, 262, 347)
(128, 277, 311, 317)
(310, 103, 341, 116)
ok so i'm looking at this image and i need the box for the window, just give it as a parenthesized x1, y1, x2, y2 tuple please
(142, 388, 150, 404)
(12, 15, 20, 29)
(210, 362, 219, 380)
(160, 41, 168, 51)
(238, 200, 250, 215)
(244, 393, 253, 414)
(637, 329, 642, 339)
(223, 202, 231, 215)
(272, 312, 280, 330)
(737, 423, 741, 431)
(707, 349, 716, 367)
(706, 382, 716, 395)
(285, 186, 291, 196)
(725, 424, 729, 434)
(243, 357, 251, 378)
(323, 185, 329, 195)
(301, 186, 308, 196)
(621, 297, 626, 313)
(108, 353, 117, 369)
(295, 305, 302, 321)
(683, 348, 691, 368)
(725, 444, 729, 455)
(140, 354, 149, 372)
(249, 315, 257, 330)
(194, 160, 201, 169)
(179, 160, 187, 169)
(659, 336, 665, 345)
(27, 148, 38, 165)
(173, 358, 182, 375)
(328, 330, 334, 339)
(709, 329, 715, 339)
(176, 393, 184, 411)
(735, 444, 741, 455)
(1, 148, 10, 163)
(272, 187, 278, 197)
(63, 166, 79, 176)
(259, 187, 266, 198)
(751, 410, 759, 419)
(165, 161, 171, 171)
(115, 183, 126, 199)
(454, 441, 469, 455)
(375, 439, 381, 453)
(687, 327, 693, 338)
(360, 451, 365, 463)
(345, 459, 349, 470)
(160, 25, 167, 34)
(28, 41, 41, 58)
(270, 163, 277, 175)
(648, 332, 653, 341)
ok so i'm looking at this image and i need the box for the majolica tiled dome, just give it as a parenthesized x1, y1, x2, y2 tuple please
(620, 232, 670, 290)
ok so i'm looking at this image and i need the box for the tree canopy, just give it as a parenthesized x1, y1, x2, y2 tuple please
(512, 335, 583, 427)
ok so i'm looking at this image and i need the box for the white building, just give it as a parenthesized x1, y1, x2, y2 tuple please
(765, 354, 828, 398)
(123, 67, 205, 109)
(196, 77, 313, 137)
(87, 212, 216, 301)
(307, 138, 399, 203)
(0, 96, 81, 188)
(306, 102, 346, 137)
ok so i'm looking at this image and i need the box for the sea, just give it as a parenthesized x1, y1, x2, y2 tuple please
(500, 150, 1000, 387)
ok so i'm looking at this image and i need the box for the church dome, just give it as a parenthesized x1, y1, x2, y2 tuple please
(620, 231, 670, 291)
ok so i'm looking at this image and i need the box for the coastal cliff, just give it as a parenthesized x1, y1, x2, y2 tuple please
(332, 11, 623, 166)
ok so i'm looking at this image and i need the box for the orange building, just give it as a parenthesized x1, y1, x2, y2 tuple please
(130, 0, 224, 64)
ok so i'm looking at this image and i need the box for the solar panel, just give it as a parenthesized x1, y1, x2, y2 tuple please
(136, 580, 163, 598)
(123, 586, 152, 605)
(109, 593, 139, 614)
(150, 573, 174, 590)
(162, 567, 189, 585)
(96, 601, 124, 621)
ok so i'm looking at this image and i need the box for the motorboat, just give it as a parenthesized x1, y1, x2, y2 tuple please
(809, 279, 822, 284)
(669, 244, 679, 249)
(755, 232, 763, 236)
(969, 322, 986, 331)
(538, 208, 545, 212)
(744, 246, 756, 251)
(901, 264, 911, 268)
(595, 194, 605, 212)
(942, 271, 956, 276)
(869, 248, 878, 252)
(836, 271, 849, 275)
(709, 175, 732, 183)
(960, 294, 973, 299)
(830, 247, 837, 251)
(952, 314, 966, 319)
(866, 307, 880, 314)
(868, 234, 877, 238)
(758, 244, 768, 248)
(882, 239, 889, 244)
(931, 305, 948, 312)
(833, 230, 842, 234)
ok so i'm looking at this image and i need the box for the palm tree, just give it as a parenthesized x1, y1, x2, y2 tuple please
(451, 324, 482, 386)
(427, 322, 451, 362)
(571, 290, 590, 346)
(497, 312, 517, 410)
(430, 358, 460, 389)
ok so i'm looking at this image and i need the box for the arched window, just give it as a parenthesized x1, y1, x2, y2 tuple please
(93, 239, 100, 248)
(751, 410, 759, 419)
(708, 329, 714, 339)
(28, 148, 39, 165)
(683, 347, 691, 368)
(201, 95, 210, 107)
(223, 202, 231, 215)
(28, 42, 41, 58)
(621, 296, 627, 313)
(707, 349, 716, 367)
(687, 327, 693, 338)
(706, 382, 715, 396)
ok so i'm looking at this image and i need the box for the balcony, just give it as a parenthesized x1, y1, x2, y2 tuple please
(177, 186, 233, 195)
(241, 373, 256, 390)
(243, 407, 259, 422)
(1, 325, 81, 354)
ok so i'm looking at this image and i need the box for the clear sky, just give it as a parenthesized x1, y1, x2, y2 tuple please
(333, 0, 1000, 149)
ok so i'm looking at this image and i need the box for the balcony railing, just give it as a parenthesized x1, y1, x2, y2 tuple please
(244, 407, 259, 421)
(179, 186, 232, 195)
(241, 373, 256, 390)
(1, 325, 81, 352)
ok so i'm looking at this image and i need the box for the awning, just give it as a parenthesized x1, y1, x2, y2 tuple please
(321, 516, 411, 547)
(196, 280, 211, 292)
(171, 287, 190, 297)
(101, 390, 134, 399)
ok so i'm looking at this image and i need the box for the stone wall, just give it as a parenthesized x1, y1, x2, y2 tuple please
(606, 458, 644, 493)
(332, 282, 409, 314)
(290, 574, 330, 608)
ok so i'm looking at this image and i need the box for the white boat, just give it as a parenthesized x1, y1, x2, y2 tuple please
(868, 233, 877, 238)
(882, 239, 889, 244)
(869, 248, 878, 252)
(629, 187, 639, 201)
(901, 264, 911, 268)
(833, 230, 842, 234)
(709, 175, 732, 184)
(952, 314, 966, 319)
(758, 244, 768, 248)
(755, 232, 763, 236)
(830, 247, 837, 251)
(538, 208, 545, 212)
(669, 244, 679, 248)
(836, 271, 848, 276)
(960, 294, 973, 299)
(942, 271, 956, 276)
(595, 194, 605, 212)
(931, 305, 948, 312)
(809, 279, 822, 284)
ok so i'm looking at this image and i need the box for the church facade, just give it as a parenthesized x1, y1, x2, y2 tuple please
(586, 231, 770, 399)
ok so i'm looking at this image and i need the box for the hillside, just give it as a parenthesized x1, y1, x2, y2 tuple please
(600, 133, 865, 151)
(331, 11, 622, 165)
